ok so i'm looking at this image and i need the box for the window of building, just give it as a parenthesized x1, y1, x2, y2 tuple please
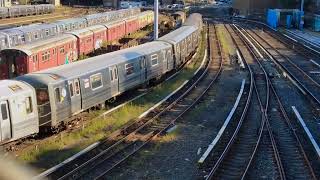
(125, 63, 134, 75)
(25, 97, 33, 114)
(90, 74, 103, 90)
(55, 88, 61, 103)
(151, 54, 158, 66)
(45, 30, 49, 36)
(0, 102, 8, 120)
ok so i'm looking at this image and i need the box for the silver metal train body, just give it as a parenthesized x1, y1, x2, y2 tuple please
(0, 13, 202, 143)
(0, 4, 54, 19)
(0, 7, 140, 50)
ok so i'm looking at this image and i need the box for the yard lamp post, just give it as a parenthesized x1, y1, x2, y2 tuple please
(154, 0, 159, 40)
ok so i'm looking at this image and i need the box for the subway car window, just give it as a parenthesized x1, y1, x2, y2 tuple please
(90, 74, 103, 90)
(151, 54, 158, 66)
(110, 69, 114, 81)
(25, 97, 33, 114)
(36, 89, 49, 105)
(125, 63, 134, 75)
(55, 88, 61, 102)
(69, 82, 74, 97)
(0, 102, 8, 120)
(75, 80, 80, 95)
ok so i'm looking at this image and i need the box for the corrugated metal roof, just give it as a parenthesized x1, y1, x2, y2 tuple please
(86, 25, 106, 33)
(0, 28, 23, 35)
(103, 20, 125, 28)
(23, 41, 171, 83)
(54, 18, 87, 25)
(67, 28, 93, 38)
(159, 26, 197, 44)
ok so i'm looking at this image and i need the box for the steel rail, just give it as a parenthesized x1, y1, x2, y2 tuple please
(56, 25, 217, 180)
(93, 24, 223, 180)
(205, 23, 254, 179)
(239, 24, 320, 107)
(238, 24, 317, 180)
(230, 24, 286, 180)
(41, 29, 207, 180)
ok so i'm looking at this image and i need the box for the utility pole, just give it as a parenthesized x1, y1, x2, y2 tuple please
(154, 0, 159, 40)
(300, 0, 304, 30)
(300, 0, 304, 11)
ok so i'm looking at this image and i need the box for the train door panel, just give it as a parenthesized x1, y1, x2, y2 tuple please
(68, 79, 81, 114)
(109, 66, 119, 96)
(5, 52, 17, 79)
(140, 57, 147, 83)
(167, 50, 173, 71)
(0, 101, 11, 141)
(162, 50, 168, 73)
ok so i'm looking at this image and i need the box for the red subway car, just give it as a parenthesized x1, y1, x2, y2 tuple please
(0, 35, 77, 79)
(104, 20, 126, 42)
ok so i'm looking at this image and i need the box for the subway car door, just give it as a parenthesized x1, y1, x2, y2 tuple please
(109, 66, 119, 96)
(68, 79, 82, 114)
(0, 101, 11, 141)
(162, 50, 168, 73)
(140, 57, 147, 83)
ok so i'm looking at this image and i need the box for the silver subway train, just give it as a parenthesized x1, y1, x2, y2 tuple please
(0, 13, 203, 143)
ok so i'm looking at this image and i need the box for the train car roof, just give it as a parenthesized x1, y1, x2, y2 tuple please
(0, 28, 23, 35)
(15, 23, 55, 32)
(0, 80, 33, 99)
(66, 28, 93, 38)
(17, 41, 171, 84)
(85, 12, 111, 20)
(184, 13, 202, 27)
(2, 34, 77, 56)
(103, 19, 125, 28)
(158, 26, 197, 44)
(54, 17, 87, 25)
(86, 25, 106, 32)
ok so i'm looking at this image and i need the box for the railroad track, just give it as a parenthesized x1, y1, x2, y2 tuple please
(239, 24, 320, 107)
(204, 21, 279, 179)
(40, 25, 221, 180)
(247, 25, 320, 84)
(0, 9, 85, 27)
(240, 25, 320, 149)
(233, 18, 320, 60)
(226, 23, 285, 180)
(234, 23, 317, 179)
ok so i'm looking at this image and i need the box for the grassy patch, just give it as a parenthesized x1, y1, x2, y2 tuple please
(216, 24, 236, 56)
(16, 28, 207, 171)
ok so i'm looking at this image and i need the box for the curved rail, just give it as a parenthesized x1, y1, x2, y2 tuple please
(205, 22, 254, 179)
(239, 24, 320, 107)
(52, 25, 221, 180)
(226, 23, 285, 179)
(92, 24, 223, 180)
(236, 24, 317, 180)
(228, 24, 285, 180)
(232, 17, 320, 58)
